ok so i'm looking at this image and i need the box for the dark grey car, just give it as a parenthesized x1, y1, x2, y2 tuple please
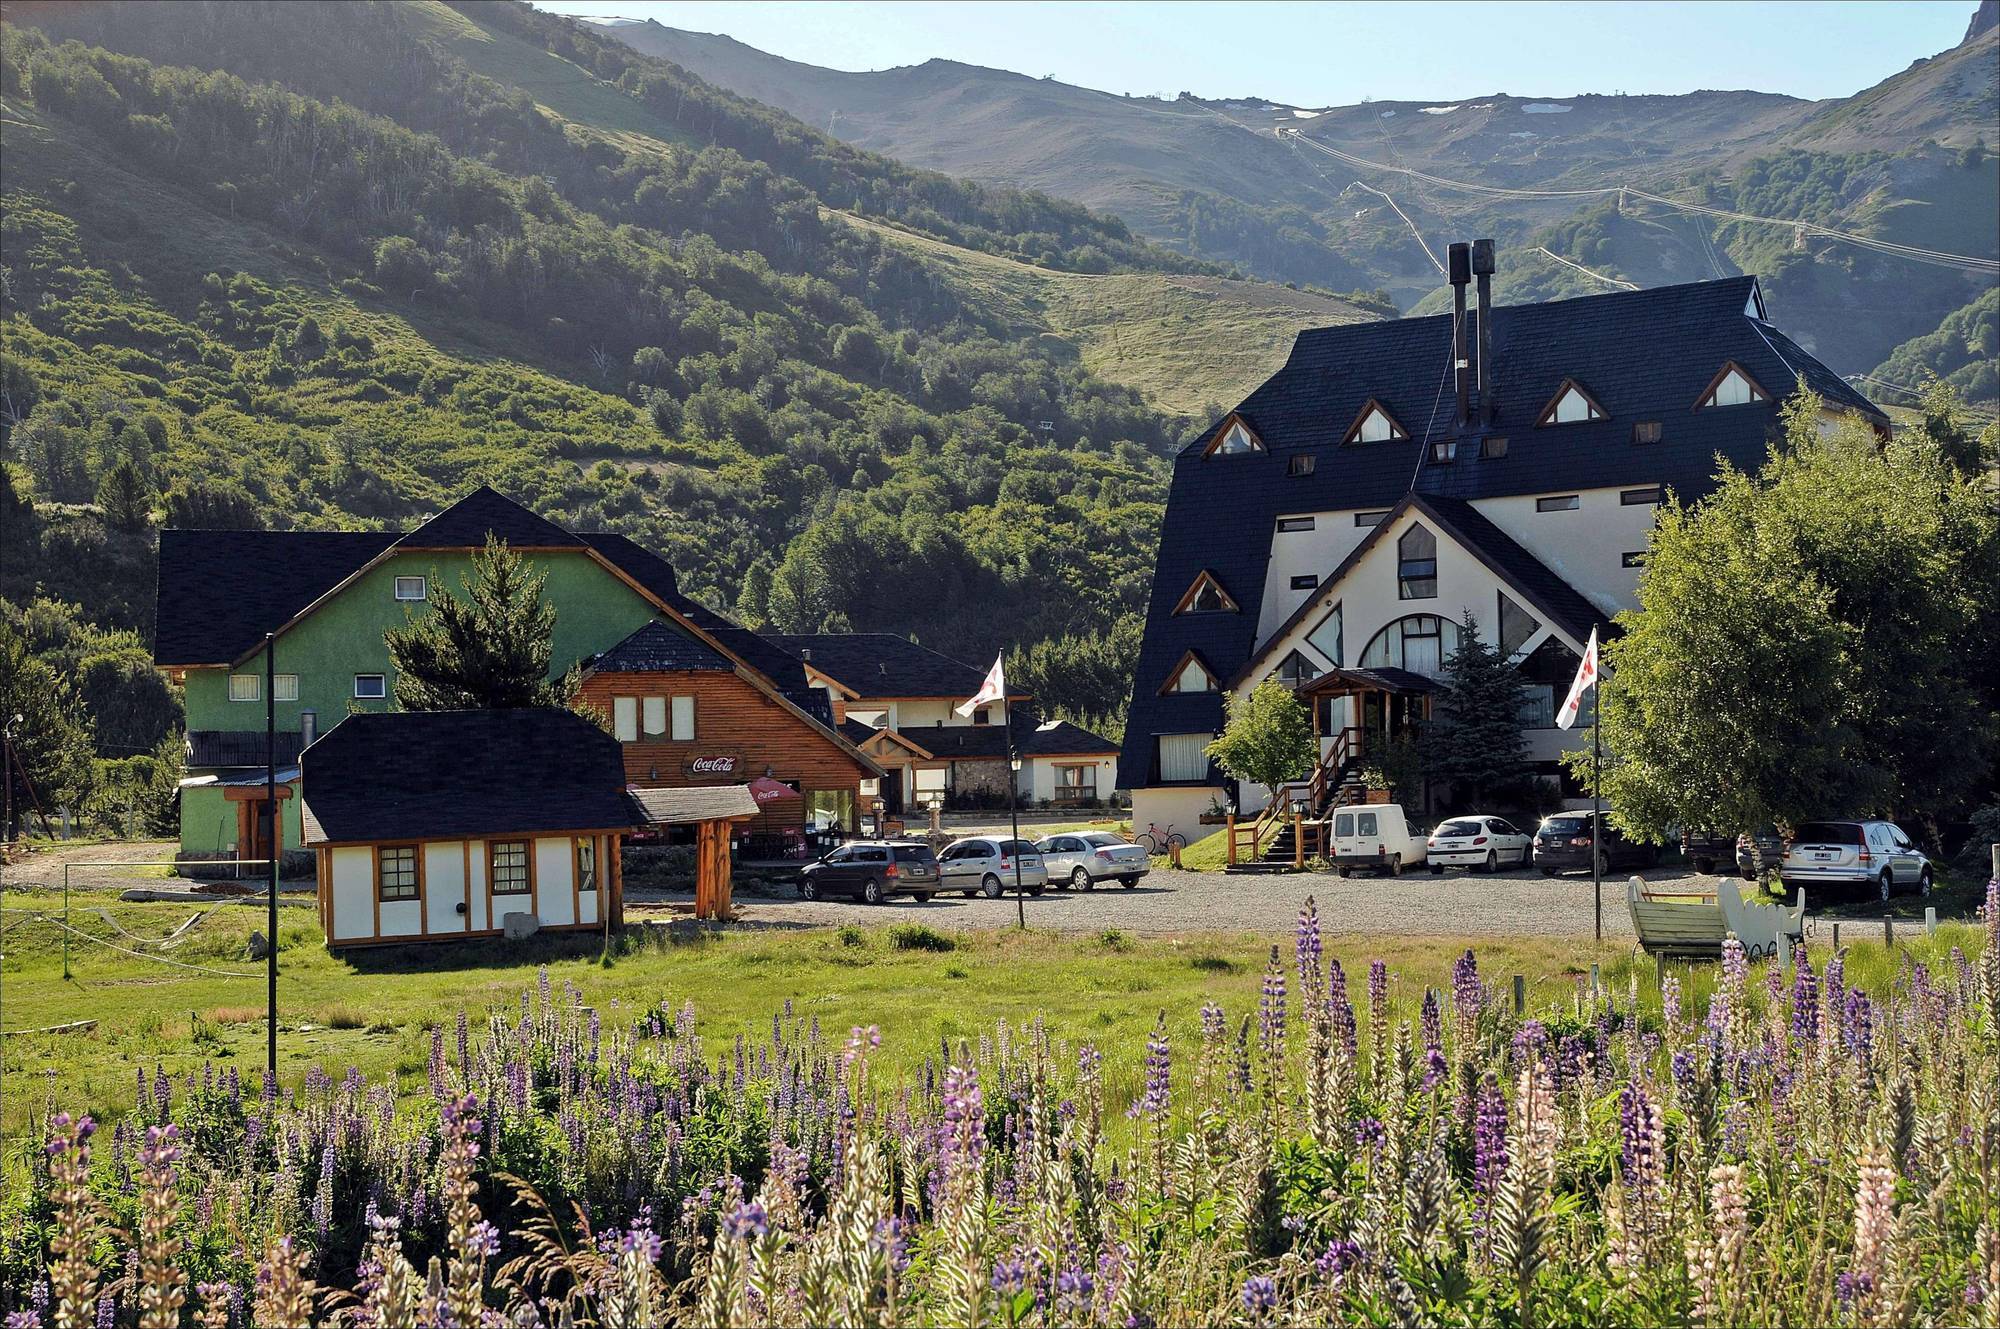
(799, 842, 941, 904)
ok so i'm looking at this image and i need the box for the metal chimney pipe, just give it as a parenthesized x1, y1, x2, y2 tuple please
(1472, 238, 1496, 427)
(1448, 242, 1471, 429)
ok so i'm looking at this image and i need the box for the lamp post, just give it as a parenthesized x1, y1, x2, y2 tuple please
(265, 632, 279, 1083)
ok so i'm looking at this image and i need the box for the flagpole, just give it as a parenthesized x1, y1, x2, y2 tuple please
(1591, 690, 1602, 944)
(1005, 691, 1025, 930)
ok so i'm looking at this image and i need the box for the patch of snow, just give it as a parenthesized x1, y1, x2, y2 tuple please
(1379, 109, 1396, 118)
(1523, 103, 1574, 114)
(1291, 108, 1325, 119)
(1510, 131, 1537, 138)
(1419, 105, 1462, 115)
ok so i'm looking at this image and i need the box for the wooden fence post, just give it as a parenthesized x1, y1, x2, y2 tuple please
(1883, 915, 1893, 946)
(1832, 922, 1840, 949)
(1512, 974, 1525, 1015)
(1924, 907, 1937, 937)
(1293, 809, 1304, 869)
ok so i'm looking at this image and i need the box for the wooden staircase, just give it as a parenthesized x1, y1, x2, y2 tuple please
(1223, 727, 1370, 873)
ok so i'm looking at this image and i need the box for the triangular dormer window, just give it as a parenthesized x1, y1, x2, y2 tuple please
(1341, 399, 1408, 445)
(1695, 362, 1769, 410)
(1536, 379, 1607, 427)
(1174, 570, 1238, 615)
(1201, 414, 1265, 458)
(1160, 650, 1220, 695)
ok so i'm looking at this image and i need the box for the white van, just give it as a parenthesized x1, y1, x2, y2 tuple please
(1329, 804, 1429, 876)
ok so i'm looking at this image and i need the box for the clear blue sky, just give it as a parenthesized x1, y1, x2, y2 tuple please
(532, 1, 1976, 104)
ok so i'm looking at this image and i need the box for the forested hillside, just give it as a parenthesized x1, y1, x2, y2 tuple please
(0, 0, 1303, 806)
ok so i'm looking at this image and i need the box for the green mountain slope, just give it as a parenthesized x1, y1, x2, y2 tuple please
(597, 12, 1999, 391)
(4, 0, 1347, 754)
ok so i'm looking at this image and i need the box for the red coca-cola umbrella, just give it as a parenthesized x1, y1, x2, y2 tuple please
(746, 775, 800, 805)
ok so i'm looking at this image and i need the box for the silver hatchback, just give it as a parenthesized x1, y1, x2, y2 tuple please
(1036, 831, 1149, 890)
(939, 837, 1049, 898)
(1780, 820, 1932, 900)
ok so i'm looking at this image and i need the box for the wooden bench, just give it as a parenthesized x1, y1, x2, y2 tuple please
(1626, 876, 1804, 959)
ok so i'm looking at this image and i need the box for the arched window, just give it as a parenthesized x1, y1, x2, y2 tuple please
(1397, 525, 1437, 600)
(1357, 614, 1462, 678)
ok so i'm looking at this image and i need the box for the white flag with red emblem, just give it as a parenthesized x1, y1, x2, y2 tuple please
(1556, 628, 1599, 730)
(956, 653, 1006, 718)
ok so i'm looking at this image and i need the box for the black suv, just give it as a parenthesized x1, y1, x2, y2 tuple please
(1534, 812, 1659, 876)
(799, 841, 941, 904)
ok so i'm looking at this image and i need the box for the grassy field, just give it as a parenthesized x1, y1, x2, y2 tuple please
(833, 210, 1377, 416)
(2, 890, 1975, 1142)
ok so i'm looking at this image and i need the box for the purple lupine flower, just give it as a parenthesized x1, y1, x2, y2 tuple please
(723, 1201, 767, 1242)
(1241, 1275, 1278, 1315)
(1451, 948, 1481, 1020)
(871, 1215, 911, 1273)
(1792, 946, 1820, 1044)
(1316, 1239, 1364, 1280)
(1473, 1073, 1508, 1205)
(1844, 989, 1873, 1063)
(941, 1064, 985, 1169)
(469, 1221, 500, 1257)
(1327, 957, 1356, 1056)
(1056, 1267, 1093, 1298)
(1351, 1117, 1387, 1149)
(1199, 1002, 1225, 1043)
(1259, 949, 1288, 1056)
(1296, 899, 1322, 978)
(6, 1312, 39, 1329)
(1834, 1271, 1874, 1307)
(1129, 1016, 1171, 1121)
(622, 1223, 664, 1262)
(991, 1257, 1030, 1296)
(1618, 1081, 1663, 1207)
(94, 1296, 114, 1329)
(312, 1140, 335, 1238)
(1419, 990, 1446, 1089)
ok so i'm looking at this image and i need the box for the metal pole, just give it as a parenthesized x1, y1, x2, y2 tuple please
(63, 862, 71, 980)
(266, 632, 279, 1082)
(1005, 694, 1024, 930)
(1591, 692, 1602, 943)
(3, 729, 13, 843)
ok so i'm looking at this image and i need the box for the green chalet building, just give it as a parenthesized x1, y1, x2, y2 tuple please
(153, 487, 843, 867)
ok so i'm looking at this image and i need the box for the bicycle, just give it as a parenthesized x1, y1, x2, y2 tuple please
(1135, 822, 1187, 856)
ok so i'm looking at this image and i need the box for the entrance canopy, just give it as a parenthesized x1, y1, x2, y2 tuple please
(1297, 666, 1439, 699)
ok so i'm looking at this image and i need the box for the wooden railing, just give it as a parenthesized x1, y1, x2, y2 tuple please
(1224, 726, 1378, 867)
(1306, 726, 1366, 814)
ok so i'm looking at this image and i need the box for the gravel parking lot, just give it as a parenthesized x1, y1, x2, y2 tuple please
(631, 863, 1740, 938)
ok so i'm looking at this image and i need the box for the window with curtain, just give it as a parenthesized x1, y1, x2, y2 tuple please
(612, 697, 638, 742)
(1158, 734, 1211, 782)
(1358, 615, 1459, 678)
(575, 838, 597, 892)
(1397, 525, 1437, 599)
(641, 696, 666, 737)
(489, 841, 530, 895)
(1498, 592, 1540, 659)
(671, 695, 696, 741)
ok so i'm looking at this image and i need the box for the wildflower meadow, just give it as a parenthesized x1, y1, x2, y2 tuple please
(4, 888, 1997, 1328)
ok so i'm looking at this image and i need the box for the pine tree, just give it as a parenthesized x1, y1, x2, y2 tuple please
(385, 538, 572, 711)
(1422, 610, 1530, 805)
(96, 458, 154, 533)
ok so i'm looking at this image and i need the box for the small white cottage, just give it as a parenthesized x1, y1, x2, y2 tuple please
(300, 709, 640, 947)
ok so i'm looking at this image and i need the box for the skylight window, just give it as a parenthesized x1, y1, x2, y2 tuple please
(1174, 570, 1238, 615)
(1697, 363, 1769, 409)
(1202, 415, 1266, 457)
(1537, 380, 1606, 426)
(1341, 399, 1409, 445)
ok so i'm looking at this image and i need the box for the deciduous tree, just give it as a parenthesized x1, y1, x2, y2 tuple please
(1205, 678, 1315, 800)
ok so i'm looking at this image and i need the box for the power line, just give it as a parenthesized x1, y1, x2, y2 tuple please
(1530, 246, 1639, 291)
(1282, 133, 2000, 274)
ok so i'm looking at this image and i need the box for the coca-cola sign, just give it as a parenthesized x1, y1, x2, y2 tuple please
(681, 753, 741, 779)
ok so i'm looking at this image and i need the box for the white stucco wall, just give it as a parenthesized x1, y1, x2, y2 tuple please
(1256, 510, 1382, 640)
(1469, 486, 1658, 614)
(379, 897, 423, 939)
(1021, 754, 1118, 802)
(329, 846, 374, 942)
(424, 842, 467, 935)
(467, 843, 488, 932)
(1130, 786, 1224, 843)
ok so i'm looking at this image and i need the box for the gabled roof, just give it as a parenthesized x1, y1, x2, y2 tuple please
(1236, 491, 1612, 687)
(585, 621, 731, 674)
(399, 486, 584, 549)
(155, 530, 397, 667)
(299, 709, 638, 845)
(1120, 275, 1880, 788)
(766, 633, 998, 701)
(845, 716, 1118, 760)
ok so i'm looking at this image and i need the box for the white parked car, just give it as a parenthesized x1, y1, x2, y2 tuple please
(1329, 804, 1429, 877)
(938, 837, 1049, 898)
(1426, 815, 1533, 873)
(1781, 820, 1932, 901)
(1036, 831, 1149, 890)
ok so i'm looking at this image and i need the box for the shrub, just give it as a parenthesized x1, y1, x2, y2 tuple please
(887, 923, 956, 953)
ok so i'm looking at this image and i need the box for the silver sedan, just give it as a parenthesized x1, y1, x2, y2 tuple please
(1036, 831, 1150, 890)
(938, 837, 1049, 898)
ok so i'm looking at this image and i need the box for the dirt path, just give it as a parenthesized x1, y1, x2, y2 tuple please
(2, 840, 184, 892)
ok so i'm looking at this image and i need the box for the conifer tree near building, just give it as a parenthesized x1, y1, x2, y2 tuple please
(385, 538, 574, 711)
(1421, 611, 1530, 807)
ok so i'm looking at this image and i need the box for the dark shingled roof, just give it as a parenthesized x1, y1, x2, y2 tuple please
(400, 485, 583, 549)
(586, 621, 731, 674)
(300, 709, 638, 844)
(186, 730, 305, 769)
(766, 633, 993, 700)
(1119, 276, 1883, 787)
(155, 530, 397, 666)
